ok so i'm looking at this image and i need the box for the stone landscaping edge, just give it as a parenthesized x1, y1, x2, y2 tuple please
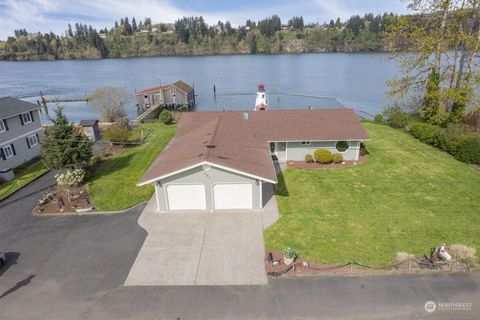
(32, 201, 148, 217)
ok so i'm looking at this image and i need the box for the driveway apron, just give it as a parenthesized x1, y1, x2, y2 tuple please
(125, 197, 268, 286)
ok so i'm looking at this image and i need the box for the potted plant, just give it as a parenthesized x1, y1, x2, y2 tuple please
(284, 247, 297, 265)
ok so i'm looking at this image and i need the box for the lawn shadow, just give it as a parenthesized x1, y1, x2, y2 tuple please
(274, 171, 289, 197)
(89, 152, 135, 181)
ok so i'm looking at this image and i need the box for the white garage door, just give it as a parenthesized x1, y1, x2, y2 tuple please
(167, 184, 206, 210)
(213, 184, 253, 210)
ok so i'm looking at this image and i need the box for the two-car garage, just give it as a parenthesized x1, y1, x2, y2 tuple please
(151, 164, 268, 212)
(165, 183, 253, 211)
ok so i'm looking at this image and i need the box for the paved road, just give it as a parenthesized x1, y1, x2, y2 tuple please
(0, 177, 478, 319)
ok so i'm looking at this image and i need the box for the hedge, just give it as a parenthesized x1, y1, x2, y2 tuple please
(409, 122, 480, 164)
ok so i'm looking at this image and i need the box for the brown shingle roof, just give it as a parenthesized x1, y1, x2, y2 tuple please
(138, 109, 368, 185)
(173, 80, 194, 94)
(135, 80, 193, 96)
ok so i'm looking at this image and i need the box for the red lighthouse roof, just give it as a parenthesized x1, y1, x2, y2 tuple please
(258, 83, 265, 89)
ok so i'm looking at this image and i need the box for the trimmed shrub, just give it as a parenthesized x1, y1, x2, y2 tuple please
(314, 149, 333, 164)
(55, 169, 85, 187)
(383, 106, 411, 129)
(374, 114, 383, 122)
(409, 122, 443, 147)
(159, 109, 174, 125)
(332, 153, 343, 163)
(305, 154, 314, 163)
(447, 133, 480, 164)
(103, 125, 131, 145)
(360, 142, 368, 156)
(408, 122, 480, 165)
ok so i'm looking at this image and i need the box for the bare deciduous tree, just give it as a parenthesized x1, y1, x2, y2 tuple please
(90, 87, 128, 125)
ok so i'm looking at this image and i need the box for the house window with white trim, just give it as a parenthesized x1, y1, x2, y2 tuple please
(21, 112, 33, 124)
(0, 120, 5, 133)
(27, 134, 39, 147)
(335, 141, 350, 152)
(2, 145, 14, 159)
(301, 141, 311, 145)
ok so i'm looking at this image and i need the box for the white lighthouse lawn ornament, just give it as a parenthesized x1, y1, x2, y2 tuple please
(438, 243, 452, 261)
(254, 83, 269, 111)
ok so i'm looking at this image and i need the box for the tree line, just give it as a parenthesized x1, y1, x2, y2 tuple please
(0, 13, 398, 60)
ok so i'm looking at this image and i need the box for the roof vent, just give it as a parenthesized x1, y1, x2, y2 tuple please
(243, 112, 249, 121)
(206, 144, 216, 149)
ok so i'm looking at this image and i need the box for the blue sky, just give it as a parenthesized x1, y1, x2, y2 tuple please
(0, 0, 410, 40)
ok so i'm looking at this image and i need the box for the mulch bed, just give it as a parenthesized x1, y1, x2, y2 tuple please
(264, 250, 472, 277)
(265, 251, 362, 276)
(287, 155, 367, 169)
(34, 186, 96, 215)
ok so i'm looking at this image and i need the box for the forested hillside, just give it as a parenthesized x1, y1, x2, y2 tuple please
(0, 14, 396, 61)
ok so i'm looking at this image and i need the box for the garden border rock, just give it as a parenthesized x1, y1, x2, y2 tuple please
(32, 201, 147, 216)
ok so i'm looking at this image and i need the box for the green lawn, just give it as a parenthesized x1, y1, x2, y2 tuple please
(264, 122, 480, 265)
(0, 157, 49, 200)
(88, 121, 176, 211)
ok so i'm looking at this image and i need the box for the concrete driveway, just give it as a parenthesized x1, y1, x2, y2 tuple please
(125, 197, 267, 286)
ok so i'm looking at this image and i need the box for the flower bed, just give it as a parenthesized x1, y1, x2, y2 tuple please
(34, 186, 95, 215)
(287, 156, 367, 169)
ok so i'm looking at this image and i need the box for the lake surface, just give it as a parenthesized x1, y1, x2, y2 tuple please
(0, 53, 400, 123)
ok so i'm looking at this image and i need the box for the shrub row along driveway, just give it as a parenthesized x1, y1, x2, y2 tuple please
(265, 122, 480, 265)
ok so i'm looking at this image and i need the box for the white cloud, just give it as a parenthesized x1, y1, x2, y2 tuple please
(0, 0, 410, 39)
(311, 0, 353, 20)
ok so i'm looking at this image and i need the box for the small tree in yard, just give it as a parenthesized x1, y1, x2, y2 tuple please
(159, 109, 173, 124)
(42, 107, 92, 170)
(90, 87, 128, 125)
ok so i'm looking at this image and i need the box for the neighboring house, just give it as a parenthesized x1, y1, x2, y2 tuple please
(138, 109, 368, 212)
(135, 80, 195, 109)
(79, 119, 101, 141)
(0, 97, 43, 180)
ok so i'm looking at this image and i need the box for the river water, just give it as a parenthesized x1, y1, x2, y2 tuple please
(0, 53, 400, 123)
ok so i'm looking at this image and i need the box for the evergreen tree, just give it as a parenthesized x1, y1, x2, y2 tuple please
(41, 107, 92, 170)
(335, 17, 342, 28)
(124, 17, 133, 35)
(421, 69, 441, 123)
(67, 23, 73, 37)
(132, 17, 137, 32)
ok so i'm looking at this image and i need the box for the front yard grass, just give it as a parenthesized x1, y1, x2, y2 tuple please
(88, 121, 176, 211)
(0, 157, 49, 200)
(264, 122, 480, 265)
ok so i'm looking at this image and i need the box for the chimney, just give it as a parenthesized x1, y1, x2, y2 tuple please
(243, 112, 249, 121)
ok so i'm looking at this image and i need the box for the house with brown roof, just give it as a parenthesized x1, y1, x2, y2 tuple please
(135, 80, 195, 109)
(138, 109, 368, 212)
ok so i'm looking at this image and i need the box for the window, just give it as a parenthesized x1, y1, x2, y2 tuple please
(0, 120, 5, 133)
(2, 145, 14, 159)
(301, 141, 311, 145)
(335, 141, 350, 152)
(27, 134, 38, 147)
(21, 112, 33, 124)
